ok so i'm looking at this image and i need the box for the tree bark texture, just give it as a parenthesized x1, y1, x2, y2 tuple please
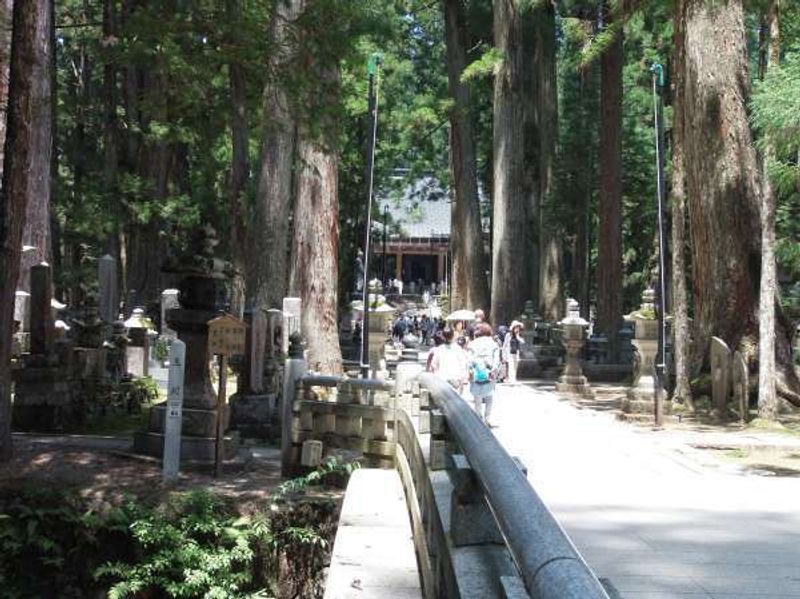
(288, 46, 342, 375)
(250, 0, 303, 312)
(443, 0, 490, 315)
(16, 0, 53, 292)
(596, 14, 623, 352)
(0, 0, 13, 186)
(226, 0, 250, 318)
(1, 0, 54, 459)
(491, 0, 529, 326)
(679, 0, 799, 403)
(669, 7, 692, 407)
(757, 0, 780, 419)
(535, 2, 562, 321)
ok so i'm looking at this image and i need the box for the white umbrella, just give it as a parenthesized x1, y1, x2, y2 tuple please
(445, 309, 476, 322)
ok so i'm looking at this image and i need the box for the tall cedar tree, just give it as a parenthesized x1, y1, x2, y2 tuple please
(251, 0, 303, 312)
(491, 0, 531, 325)
(596, 4, 624, 355)
(757, 0, 781, 419)
(1, 0, 54, 460)
(17, 0, 53, 292)
(535, 1, 562, 321)
(443, 0, 490, 315)
(677, 0, 800, 405)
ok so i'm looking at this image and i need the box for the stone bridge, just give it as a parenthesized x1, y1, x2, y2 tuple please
(282, 351, 610, 599)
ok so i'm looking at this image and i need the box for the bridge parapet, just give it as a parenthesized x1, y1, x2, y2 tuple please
(280, 350, 609, 599)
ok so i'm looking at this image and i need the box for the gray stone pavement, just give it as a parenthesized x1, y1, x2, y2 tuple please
(490, 382, 800, 599)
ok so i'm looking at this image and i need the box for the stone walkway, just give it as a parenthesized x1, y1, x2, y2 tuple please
(491, 382, 800, 599)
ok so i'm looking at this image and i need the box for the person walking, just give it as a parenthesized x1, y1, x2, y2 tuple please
(502, 320, 525, 384)
(430, 328, 469, 393)
(468, 323, 501, 426)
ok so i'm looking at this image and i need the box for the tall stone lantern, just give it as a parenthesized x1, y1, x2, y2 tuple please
(135, 225, 240, 461)
(622, 288, 668, 415)
(555, 299, 594, 398)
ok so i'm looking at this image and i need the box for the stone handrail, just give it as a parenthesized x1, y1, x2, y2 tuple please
(417, 373, 610, 599)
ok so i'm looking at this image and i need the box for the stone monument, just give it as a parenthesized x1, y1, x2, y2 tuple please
(160, 289, 180, 337)
(555, 299, 594, 398)
(710, 336, 733, 420)
(621, 289, 669, 416)
(732, 351, 749, 424)
(12, 263, 78, 431)
(134, 225, 240, 461)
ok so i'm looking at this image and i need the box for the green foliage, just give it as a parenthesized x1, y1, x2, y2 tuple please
(96, 491, 271, 599)
(0, 488, 138, 598)
(274, 456, 361, 499)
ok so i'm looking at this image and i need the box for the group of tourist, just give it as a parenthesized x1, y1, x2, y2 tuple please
(427, 309, 525, 427)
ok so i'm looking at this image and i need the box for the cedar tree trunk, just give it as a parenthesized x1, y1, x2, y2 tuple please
(444, 0, 489, 314)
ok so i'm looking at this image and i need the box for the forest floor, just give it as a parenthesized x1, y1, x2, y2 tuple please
(0, 432, 285, 512)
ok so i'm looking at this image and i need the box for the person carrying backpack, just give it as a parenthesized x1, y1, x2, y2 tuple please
(469, 323, 501, 427)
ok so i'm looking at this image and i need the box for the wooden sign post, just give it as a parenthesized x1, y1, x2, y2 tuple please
(207, 313, 247, 477)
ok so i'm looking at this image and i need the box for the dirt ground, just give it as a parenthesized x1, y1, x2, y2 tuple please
(0, 434, 285, 511)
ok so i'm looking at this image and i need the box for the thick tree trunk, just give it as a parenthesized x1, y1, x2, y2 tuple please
(535, 2, 562, 321)
(757, 0, 780, 420)
(0, 0, 12, 185)
(680, 0, 800, 404)
(227, 0, 250, 318)
(1, 0, 54, 459)
(491, 0, 528, 326)
(250, 0, 303, 312)
(670, 7, 692, 407)
(596, 11, 623, 353)
(289, 135, 343, 374)
(16, 0, 52, 292)
(443, 0, 489, 314)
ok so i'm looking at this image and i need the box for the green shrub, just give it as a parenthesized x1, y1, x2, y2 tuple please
(96, 490, 272, 599)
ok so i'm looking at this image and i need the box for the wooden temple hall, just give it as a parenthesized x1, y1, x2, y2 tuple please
(377, 178, 452, 294)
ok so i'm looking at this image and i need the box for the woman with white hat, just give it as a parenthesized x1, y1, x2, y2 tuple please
(502, 320, 525, 384)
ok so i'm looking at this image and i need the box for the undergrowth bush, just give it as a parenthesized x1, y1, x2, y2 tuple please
(0, 458, 358, 599)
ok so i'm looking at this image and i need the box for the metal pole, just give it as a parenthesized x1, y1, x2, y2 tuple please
(651, 64, 668, 428)
(382, 204, 388, 288)
(360, 53, 382, 379)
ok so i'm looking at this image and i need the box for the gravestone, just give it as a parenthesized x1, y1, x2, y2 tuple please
(732, 351, 749, 424)
(282, 297, 301, 354)
(12, 263, 78, 431)
(98, 254, 118, 322)
(160, 289, 180, 337)
(710, 336, 732, 419)
(124, 308, 151, 377)
(14, 290, 30, 331)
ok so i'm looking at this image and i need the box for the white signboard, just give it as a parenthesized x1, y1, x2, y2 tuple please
(162, 339, 186, 482)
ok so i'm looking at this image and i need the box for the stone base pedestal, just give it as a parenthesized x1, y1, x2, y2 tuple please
(149, 403, 230, 437)
(620, 385, 670, 422)
(555, 374, 594, 398)
(134, 430, 240, 462)
(229, 392, 279, 439)
(12, 367, 80, 431)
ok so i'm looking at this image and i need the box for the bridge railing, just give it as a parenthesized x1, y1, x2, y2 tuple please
(409, 373, 610, 599)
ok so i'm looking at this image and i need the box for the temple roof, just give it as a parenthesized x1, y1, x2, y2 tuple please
(379, 177, 451, 239)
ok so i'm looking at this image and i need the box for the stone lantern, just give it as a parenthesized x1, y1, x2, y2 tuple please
(124, 307, 152, 377)
(555, 299, 594, 398)
(621, 288, 668, 415)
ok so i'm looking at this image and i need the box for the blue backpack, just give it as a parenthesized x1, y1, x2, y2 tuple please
(473, 360, 491, 383)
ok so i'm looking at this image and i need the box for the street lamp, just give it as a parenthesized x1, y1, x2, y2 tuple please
(650, 62, 668, 428)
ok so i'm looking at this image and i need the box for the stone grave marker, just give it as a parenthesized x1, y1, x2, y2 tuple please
(29, 263, 54, 355)
(162, 339, 186, 482)
(160, 289, 180, 337)
(710, 336, 732, 417)
(282, 297, 301, 354)
(732, 351, 749, 424)
(98, 254, 118, 322)
(14, 290, 30, 331)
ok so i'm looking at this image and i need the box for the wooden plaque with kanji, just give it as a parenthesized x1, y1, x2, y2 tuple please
(207, 313, 247, 356)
